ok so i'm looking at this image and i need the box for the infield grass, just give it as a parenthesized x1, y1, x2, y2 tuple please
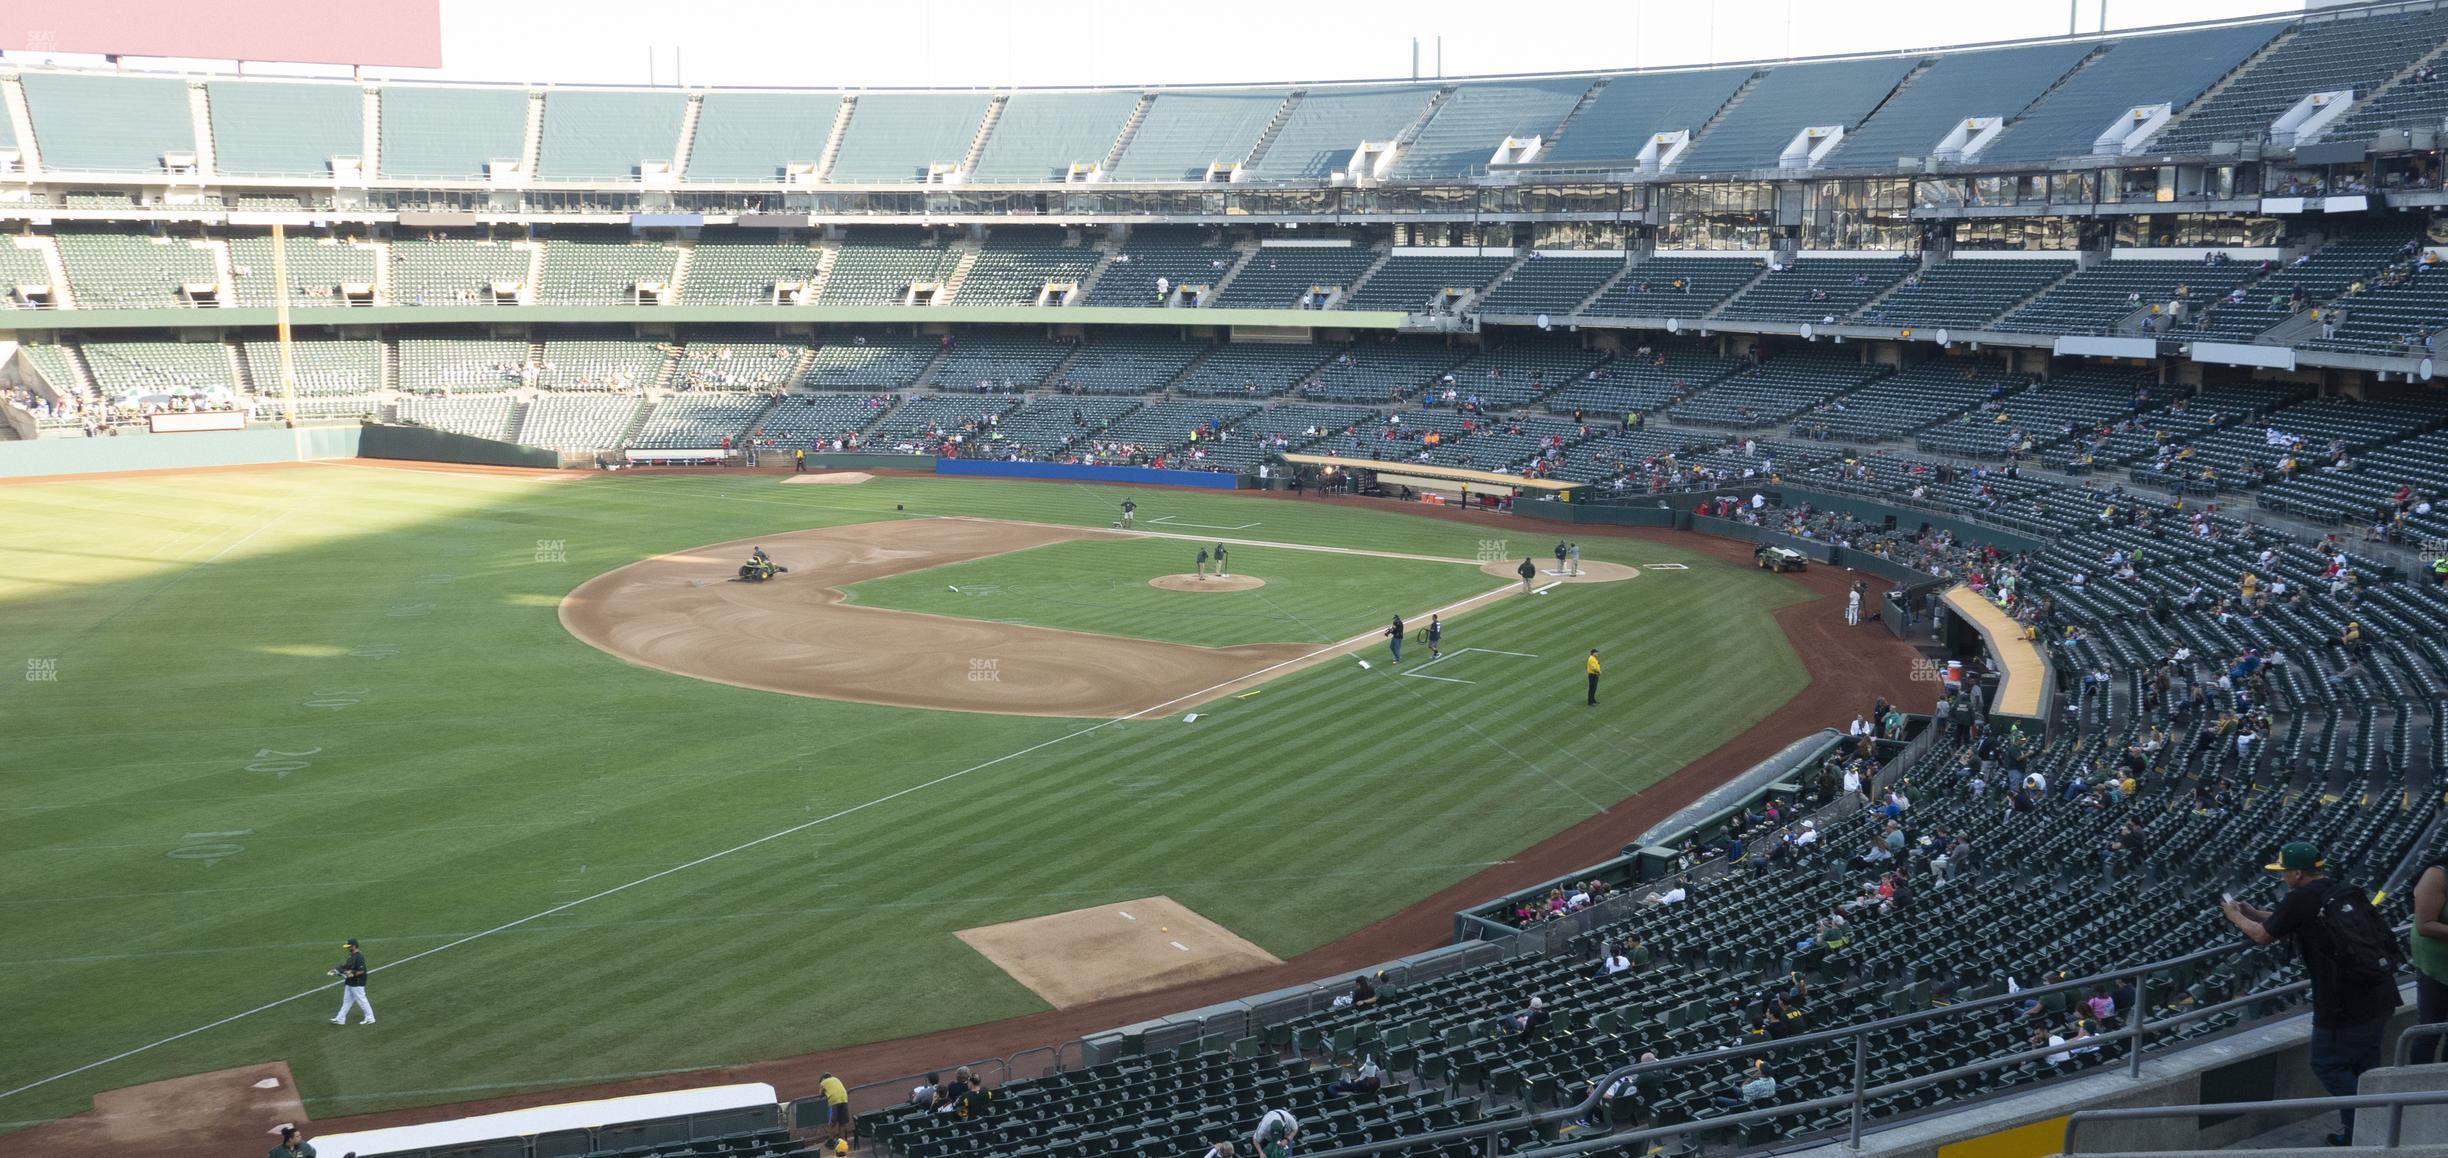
(843, 536, 1502, 647)
(0, 467, 1808, 1129)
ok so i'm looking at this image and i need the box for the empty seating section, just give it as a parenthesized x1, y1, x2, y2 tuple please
(397, 338, 532, 393)
(2186, 229, 2413, 341)
(632, 395, 769, 449)
(987, 397, 1144, 455)
(379, 86, 528, 180)
(749, 394, 890, 447)
(1176, 343, 1335, 398)
(1994, 260, 2257, 335)
(81, 342, 233, 400)
(2259, 428, 2448, 529)
(1672, 353, 1885, 428)
(1429, 340, 1607, 408)
(1342, 254, 1512, 313)
(1055, 336, 1206, 395)
(671, 342, 804, 391)
(1304, 342, 1465, 403)
(537, 239, 680, 306)
(1225, 403, 1379, 450)
(0, 242, 55, 304)
(1981, 24, 2279, 163)
(1796, 359, 2023, 442)
(1859, 260, 2073, 330)
(18, 73, 193, 173)
(535, 340, 666, 391)
(828, 94, 989, 182)
(1475, 256, 1624, 316)
(1676, 57, 1918, 173)
(206, 81, 360, 178)
(2300, 264, 2448, 355)
(817, 231, 960, 305)
(801, 337, 937, 389)
(684, 93, 842, 183)
(1540, 69, 1752, 167)
(680, 240, 825, 306)
(391, 238, 531, 306)
(2133, 395, 2448, 492)
(1826, 43, 2093, 168)
(1393, 78, 1592, 179)
(1095, 399, 1259, 454)
(396, 395, 515, 440)
(1543, 346, 1741, 419)
(515, 394, 643, 450)
(1582, 256, 1762, 319)
(2152, 10, 2448, 153)
(1215, 246, 1377, 309)
(537, 91, 687, 181)
(2321, 66, 2448, 141)
(958, 231, 1102, 305)
(1716, 257, 1914, 323)
(873, 395, 1020, 439)
(16, 344, 86, 405)
(226, 235, 376, 308)
(53, 234, 219, 309)
(1916, 367, 2152, 457)
(2045, 383, 2301, 470)
(1248, 85, 1435, 180)
(1110, 91, 1286, 181)
(1080, 229, 1234, 306)
(929, 334, 1073, 389)
(969, 92, 1138, 182)
(239, 339, 381, 397)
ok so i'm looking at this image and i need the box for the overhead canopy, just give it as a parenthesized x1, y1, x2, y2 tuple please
(1280, 452, 1576, 491)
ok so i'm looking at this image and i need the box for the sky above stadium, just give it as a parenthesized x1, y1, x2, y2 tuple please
(383, 0, 2308, 88)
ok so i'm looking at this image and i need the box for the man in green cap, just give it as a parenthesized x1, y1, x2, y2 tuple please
(2222, 842, 2400, 1145)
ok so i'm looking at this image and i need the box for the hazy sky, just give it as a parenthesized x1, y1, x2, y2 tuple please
(35, 0, 2312, 88)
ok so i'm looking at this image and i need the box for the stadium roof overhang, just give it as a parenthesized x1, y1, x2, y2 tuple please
(1280, 453, 1576, 492)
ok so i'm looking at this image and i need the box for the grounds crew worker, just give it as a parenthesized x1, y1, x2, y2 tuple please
(1120, 499, 1136, 529)
(1214, 543, 1229, 577)
(330, 938, 374, 1024)
(2222, 842, 2402, 1145)
(1587, 649, 1602, 706)
(1518, 557, 1537, 594)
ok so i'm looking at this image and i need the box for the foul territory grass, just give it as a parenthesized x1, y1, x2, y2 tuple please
(0, 467, 1807, 1130)
(843, 537, 1503, 647)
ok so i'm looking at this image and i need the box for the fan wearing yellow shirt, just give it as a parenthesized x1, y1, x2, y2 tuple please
(819, 1072, 851, 1146)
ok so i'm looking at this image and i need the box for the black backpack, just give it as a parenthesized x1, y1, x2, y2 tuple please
(2307, 877, 2403, 987)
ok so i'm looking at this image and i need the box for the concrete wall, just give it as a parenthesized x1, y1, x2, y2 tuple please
(0, 424, 361, 478)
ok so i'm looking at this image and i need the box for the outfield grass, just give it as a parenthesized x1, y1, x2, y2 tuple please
(843, 536, 1503, 647)
(0, 468, 1808, 1128)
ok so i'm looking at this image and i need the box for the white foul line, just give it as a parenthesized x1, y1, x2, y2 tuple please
(0, 574, 1517, 1107)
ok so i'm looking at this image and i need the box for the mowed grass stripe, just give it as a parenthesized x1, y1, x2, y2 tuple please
(0, 468, 1805, 1128)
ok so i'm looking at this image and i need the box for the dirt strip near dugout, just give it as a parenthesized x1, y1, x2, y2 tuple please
(263, 505, 1926, 1144)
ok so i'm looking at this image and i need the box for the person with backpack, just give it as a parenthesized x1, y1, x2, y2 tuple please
(2222, 841, 2403, 1145)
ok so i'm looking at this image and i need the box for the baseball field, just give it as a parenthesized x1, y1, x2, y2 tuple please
(0, 464, 1811, 1132)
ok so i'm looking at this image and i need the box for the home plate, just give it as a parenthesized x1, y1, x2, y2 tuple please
(954, 895, 1280, 1008)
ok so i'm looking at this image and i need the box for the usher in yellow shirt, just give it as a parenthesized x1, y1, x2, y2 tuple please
(1587, 655, 1602, 675)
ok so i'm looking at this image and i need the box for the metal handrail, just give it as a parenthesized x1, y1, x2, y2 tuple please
(1298, 934, 2362, 1158)
(2396, 1022, 2448, 1067)
(2065, 1089, 2448, 1153)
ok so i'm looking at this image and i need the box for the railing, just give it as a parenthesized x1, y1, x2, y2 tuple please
(1298, 937, 2370, 1158)
(2064, 1089, 2448, 1153)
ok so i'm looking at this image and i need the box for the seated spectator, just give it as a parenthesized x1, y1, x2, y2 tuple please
(1250, 1108, 1299, 1157)
(1324, 1055, 1383, 1098)
(1596, 946, 1633, 977)
(910, 1072, 940, 1106)
(1712, 1062, 1777, 1109)
(1333, 974, 1377, 1008)
(1501, 996, 1551, 1038)
(1581, 1053, 1657, 1127)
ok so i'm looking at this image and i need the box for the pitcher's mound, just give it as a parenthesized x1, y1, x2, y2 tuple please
(956, 896, 1281, 1009)
(781, 471, 874, 485)
(1150, 573, 1265, 592)
(1479, 559, 1641, 584)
